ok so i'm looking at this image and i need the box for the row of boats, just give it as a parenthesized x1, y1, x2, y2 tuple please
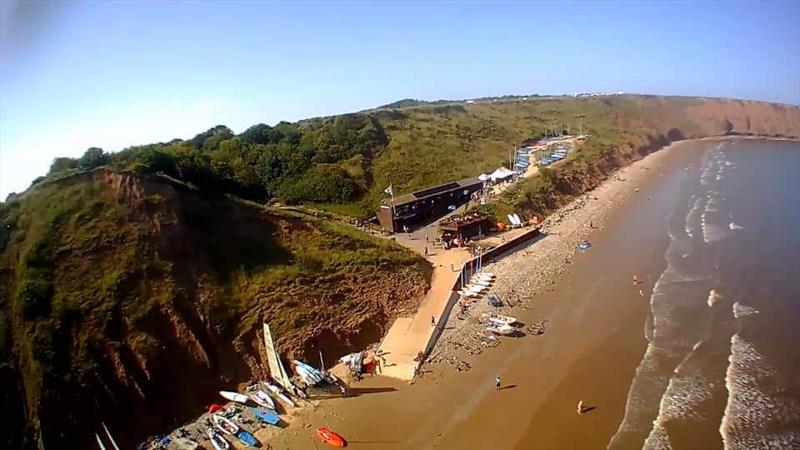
(456, 272, 520, 336)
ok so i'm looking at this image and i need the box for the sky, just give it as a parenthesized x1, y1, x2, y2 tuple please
(1, 1, 799, 198)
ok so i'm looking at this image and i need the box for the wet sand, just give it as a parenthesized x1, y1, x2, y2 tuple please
(262, 141, 710, 450)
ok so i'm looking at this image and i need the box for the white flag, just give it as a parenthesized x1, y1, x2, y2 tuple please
(384, 184, 393, 196)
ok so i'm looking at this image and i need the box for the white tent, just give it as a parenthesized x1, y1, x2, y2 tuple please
(489, 167, 517, 182)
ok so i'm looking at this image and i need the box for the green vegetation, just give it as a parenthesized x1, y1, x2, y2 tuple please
(0, 171, 428, 449)
(27, 95, 798, 220)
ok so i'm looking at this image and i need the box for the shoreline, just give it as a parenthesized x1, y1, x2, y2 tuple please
(265, 137, 709, 449)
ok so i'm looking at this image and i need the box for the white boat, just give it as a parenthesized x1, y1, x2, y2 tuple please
(206, 428, 230, 450)
(481, 313, 518, 325)
(472, 273, 495, 280)
(219, 390, 249, 404)
(471, 280, 493, 286)
(464, 284, 488, 292)
(212, 414, 239, 435)
(263, 381, 296, 407)
(458, 290, 482, 298)
(249, 389, 276, 410)
(486, 323, 516, 336)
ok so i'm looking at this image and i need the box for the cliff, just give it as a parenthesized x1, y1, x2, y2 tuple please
(0, 170, 429, 449)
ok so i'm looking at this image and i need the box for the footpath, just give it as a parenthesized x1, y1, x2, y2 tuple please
(378, 223, 538, 381)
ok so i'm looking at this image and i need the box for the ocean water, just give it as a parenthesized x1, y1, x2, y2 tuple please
(607, 140, 800, 450)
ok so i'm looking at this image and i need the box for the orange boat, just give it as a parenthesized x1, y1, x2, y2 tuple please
(316, 427, 346, 448)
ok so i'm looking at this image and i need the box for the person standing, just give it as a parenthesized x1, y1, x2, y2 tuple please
(431, 315, 436, 327)
(495, 376, 501, 389)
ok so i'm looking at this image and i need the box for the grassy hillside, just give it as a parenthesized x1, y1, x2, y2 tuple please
(2, 94, 798, 449)
(25, 95, 799, 220)
(0, 169, 429, 449)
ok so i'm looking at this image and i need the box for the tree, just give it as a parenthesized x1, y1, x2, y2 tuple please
(78, 147, 108, 169)
(49, 157, 78, 175)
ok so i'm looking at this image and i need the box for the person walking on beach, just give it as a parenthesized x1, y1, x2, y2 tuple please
(431, 315, 436, 327)
(495, 376, 501, 389)
(424, 246, 428, 256)
(577, 400, 585, 414)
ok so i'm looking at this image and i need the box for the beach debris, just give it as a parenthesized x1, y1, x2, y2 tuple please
(527, 320, 548, 336)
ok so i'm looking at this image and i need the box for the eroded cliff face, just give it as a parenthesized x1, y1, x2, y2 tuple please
(0, 170, 430, 449)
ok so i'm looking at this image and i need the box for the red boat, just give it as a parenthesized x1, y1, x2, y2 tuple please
(207, 403, 224, 413)
(316, 427, 346, 448)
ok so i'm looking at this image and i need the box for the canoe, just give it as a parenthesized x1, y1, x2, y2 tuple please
(263, 382, 296, 407)
(219, 391, 249, 404)
(235, 429, 260, 447)
(316, 427, 347, 448)
(481, 313, 518, 325)
(249, 390, 276, 410)
(206, 428, 229, 450)
(212, 414, 239, 435)
(252, 407, 281, 426)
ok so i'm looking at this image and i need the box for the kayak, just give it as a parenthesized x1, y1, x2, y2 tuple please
(235, 429, 260, 447)
(249, 390, 276, 410)
(316, 427, 347, 448)
(219, 390, 250, 404)
(212, 414, 239, 435)
(206, 428, 230, 450)
(252, 407, 281, 426)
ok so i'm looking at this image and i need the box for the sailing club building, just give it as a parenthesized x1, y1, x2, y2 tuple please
(377, 177, 483, 232)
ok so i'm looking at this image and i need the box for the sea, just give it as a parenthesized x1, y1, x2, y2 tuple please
(607, 139, 800, 449)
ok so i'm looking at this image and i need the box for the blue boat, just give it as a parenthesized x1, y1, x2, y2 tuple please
(253, 407, 281, 426)
(236, 430, 260, 447)
(487, 293, 502, 307)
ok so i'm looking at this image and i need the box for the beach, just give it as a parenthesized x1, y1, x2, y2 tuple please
(246, 137, 799, 450)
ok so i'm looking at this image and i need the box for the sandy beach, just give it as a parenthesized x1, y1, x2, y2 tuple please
(240, 139, 714, 450)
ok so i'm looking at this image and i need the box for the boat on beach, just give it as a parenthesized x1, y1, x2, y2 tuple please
(481, 313, 518, 325)
(219, 391, 249, 404)
(212, 414, 239, 435)
(486, 322, 515, 335)
(252, 407, 281, 426)
(249, 389, 276, 410)
(206, 428, 230, 450)
(262, 381, 296, 407)
(487, 293, 502, 307)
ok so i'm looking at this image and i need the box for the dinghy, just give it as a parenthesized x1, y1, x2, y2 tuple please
(487, 293, 502, 307)
(249, 390, 276, 410)
(219, 391, 249, 404)
(253, 407, 281, 426)
(481, 313, 518, 325)
(235, 429, 259, 447)
(206, 428, 230, 450)
(263, 381, 296, 407)
(212, 414, 239, 435)
(486, 323, 515, 336)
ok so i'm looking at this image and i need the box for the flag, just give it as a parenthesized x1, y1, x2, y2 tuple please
(384, 184, 393, 196)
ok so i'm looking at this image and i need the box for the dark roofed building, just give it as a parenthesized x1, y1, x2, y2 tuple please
(377, 177, 483, 233)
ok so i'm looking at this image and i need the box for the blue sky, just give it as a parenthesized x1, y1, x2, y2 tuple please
(1, 0, 799, 197)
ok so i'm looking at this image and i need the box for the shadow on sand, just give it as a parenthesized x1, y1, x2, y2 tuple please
(347, 387, 398, 397)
